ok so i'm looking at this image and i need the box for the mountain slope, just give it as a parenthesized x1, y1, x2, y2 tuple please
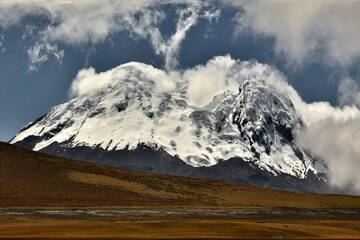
(0, 142, 359, 208)
(10, 61, 328, 192)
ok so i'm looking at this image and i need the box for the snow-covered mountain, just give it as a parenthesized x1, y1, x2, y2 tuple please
(10, 60, 328, 192)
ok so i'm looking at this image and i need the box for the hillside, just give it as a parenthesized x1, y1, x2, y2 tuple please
(0, 142, 359, 208)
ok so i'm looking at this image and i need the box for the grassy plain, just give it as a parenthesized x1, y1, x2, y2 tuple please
(1, 142, 360, 239)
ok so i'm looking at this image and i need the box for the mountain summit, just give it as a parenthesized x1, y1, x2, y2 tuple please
(11, 59, 328, 192)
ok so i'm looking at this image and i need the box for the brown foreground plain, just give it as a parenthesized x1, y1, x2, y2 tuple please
(0, 142, 360, 239)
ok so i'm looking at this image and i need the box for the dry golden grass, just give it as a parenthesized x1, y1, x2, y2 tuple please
(1, 142, 360, 208)
(0, 217, 359, 239)
(1, 142, 360, 239)
(68, 170, 182, 199)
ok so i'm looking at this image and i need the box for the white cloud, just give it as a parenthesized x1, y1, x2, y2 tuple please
(297, 117, 360, 193)
(122, 6, 201, 71)
(185, 55, 236, 106)
(3, 0, 360, 69)
(276, 71, 360, 194)
(0, 0, 218, 71)
(0, 34, 4, 53)
(70, 62, 175, 97)
(27, 32, 64, 71)
(338, 77, 360, 108)
(202, 8, 221, 23)
(71, 55, 238, 105)
(0, 1, 47, 29)
(122, 2, 219, 71)
(226, 0, 360, 67)
(293, 79, 360, 193)
(185, 54, 290, 107)
(69, 67, 102, 97)
(164, 7, 200, 70)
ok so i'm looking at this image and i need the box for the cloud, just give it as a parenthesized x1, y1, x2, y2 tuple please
(0, 0, 157, 70)
(0, 34, 4, 53)
(226, 0, 360, 67)
(185, 54, 287, 106)
(71, 54, 284, 106)
(185, 55, 237, 106)
(70, 62, 175, 97)
(123, 6, 202, 71)
(21, 24, 64, 71)
(295, 77, 360, 194)
(0, 1, 47, 29)
(338, 77, 360, 108)
(3, 0, 360, 70)
(27, 32, 64, 71)
(163, 7, 200, 70)
(297, 117, 360, 193)
(0, 0, 162, 34)
(245, 59, 360, 194)
(0, 0, 218, 71)
(293, 81, 360, 193)
(70, 55, 238, 105)
(69, 67, 102, 97)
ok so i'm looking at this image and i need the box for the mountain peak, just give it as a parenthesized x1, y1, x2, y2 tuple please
(11, 61, 327, 191)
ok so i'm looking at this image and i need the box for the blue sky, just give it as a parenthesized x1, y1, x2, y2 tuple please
(0, 0, 360, 141)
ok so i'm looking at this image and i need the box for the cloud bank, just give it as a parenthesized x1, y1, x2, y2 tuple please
(0, 0, 218, 71)
(227, 0, 360, 67)
(294, 76, 360, 194)
(297, 116, 360, 193)
(3, 0, 360, 72)
(185, 55, 237, 106)
(338, 77, 360, 108)
(70, 62, 175, 97)
(3, 0, 360, 71)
